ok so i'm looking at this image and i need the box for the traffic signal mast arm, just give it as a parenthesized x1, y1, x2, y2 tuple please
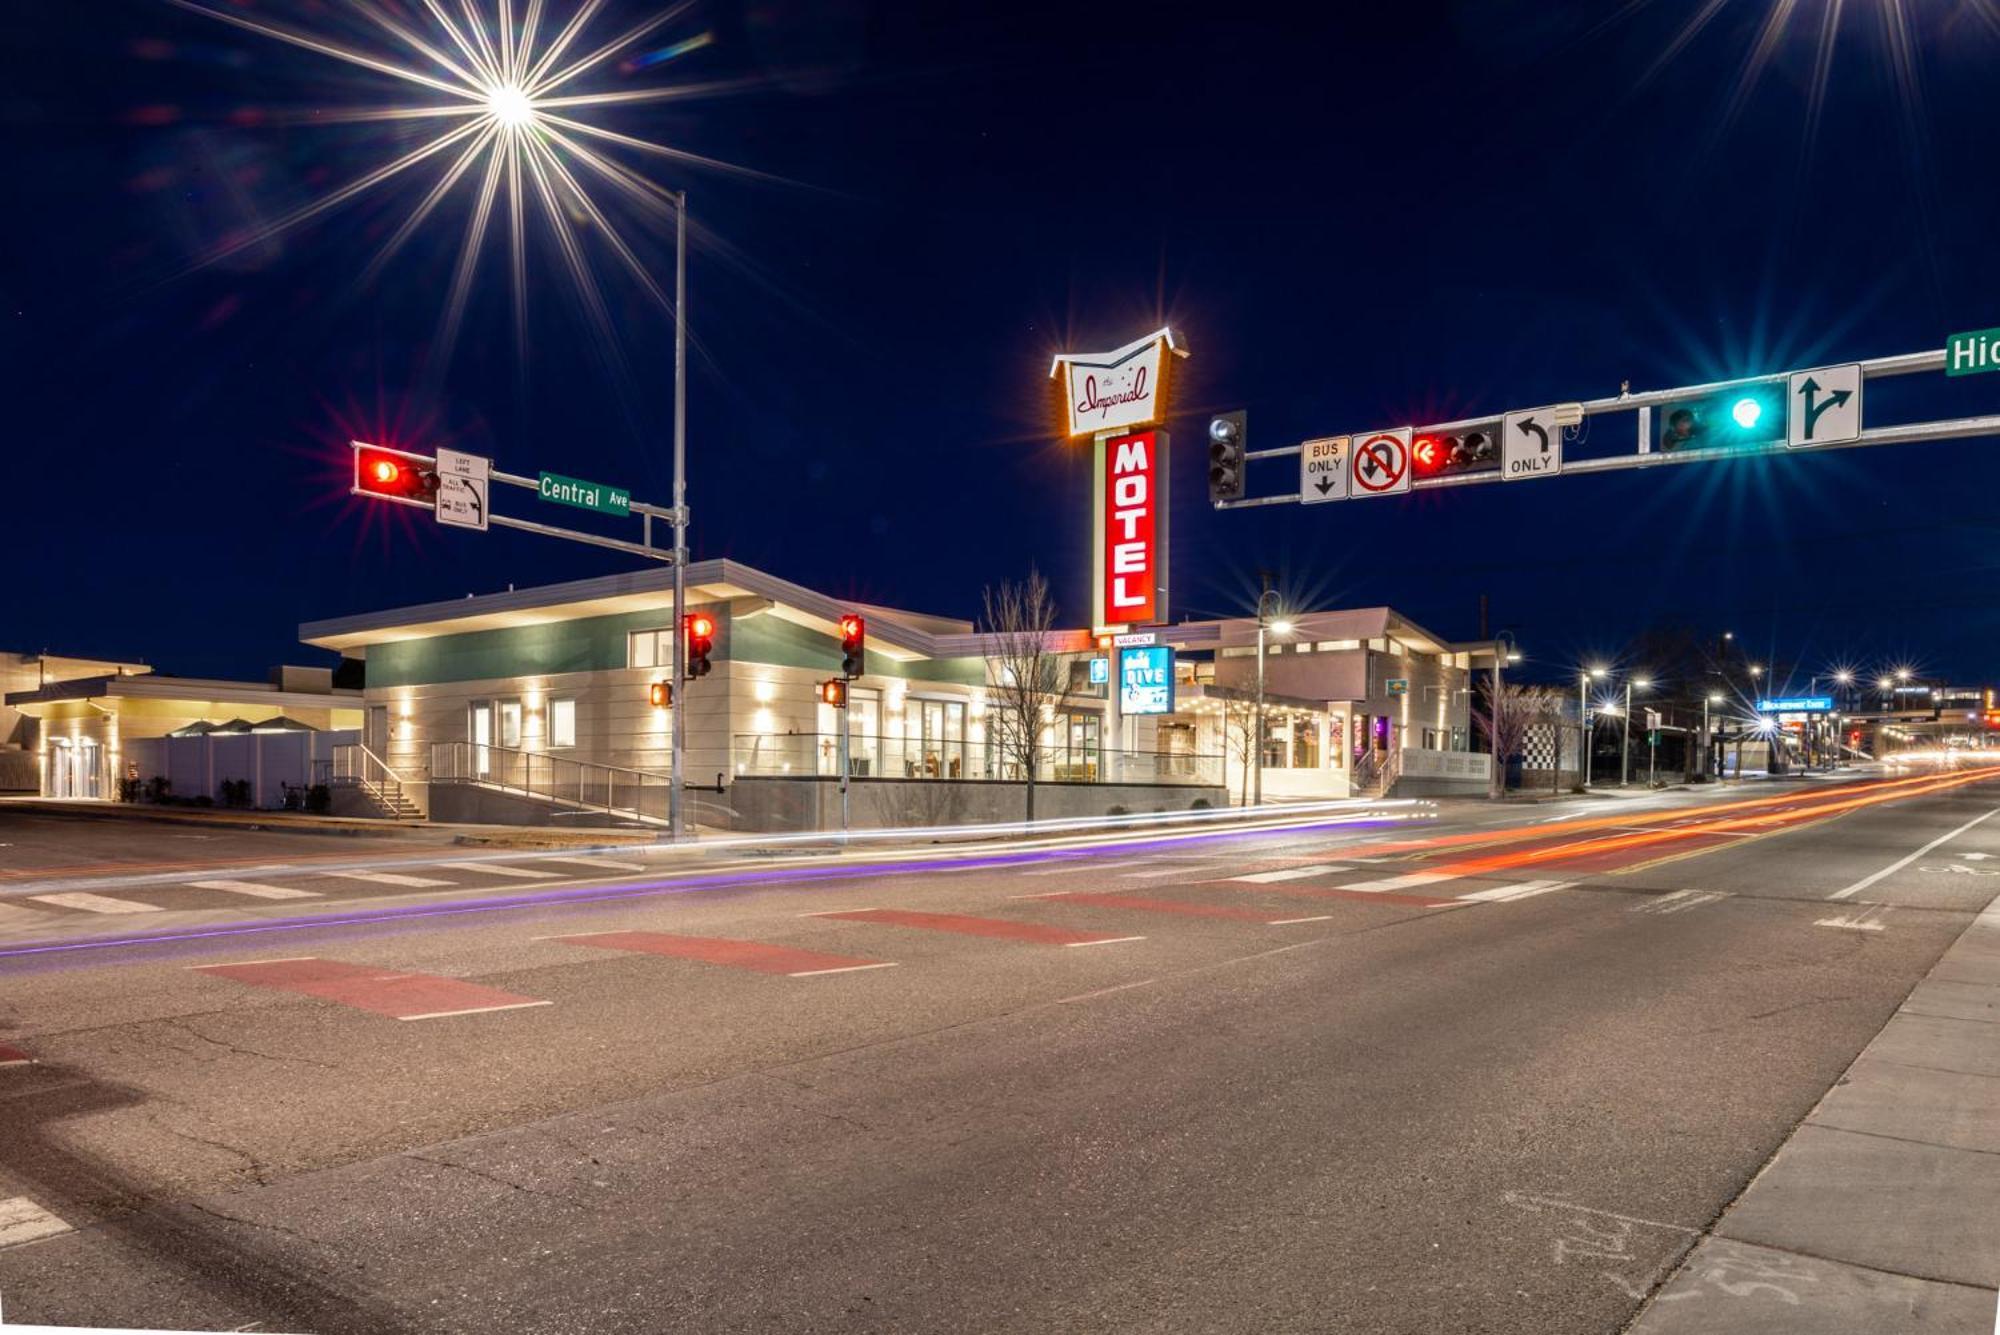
(350, 441, 683, 564)
(1220, 346, 1995, 507)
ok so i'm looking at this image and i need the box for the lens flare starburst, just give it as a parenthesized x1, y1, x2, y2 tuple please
(168, 0, 750, 370)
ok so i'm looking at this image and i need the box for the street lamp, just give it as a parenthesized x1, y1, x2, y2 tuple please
(1705, 692, 1723, 780)
(1579, 666, 1606, 790)
(1490, 631, 1519, 799)
(1623, 677, 1652, 787)
(1252, 590, 1289, 806)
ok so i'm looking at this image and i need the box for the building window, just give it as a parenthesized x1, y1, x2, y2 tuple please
(1220, 646, 1256, 659)
(1316, 639, 1361, 652)
(1292, 719, 1319, 769)
(499, 700, 523, 748)
(1262, 718, 1287, 769)
(550, 699, 576, 748)
(628, 628, 673, 669)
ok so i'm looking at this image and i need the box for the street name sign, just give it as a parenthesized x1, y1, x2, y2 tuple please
(1946, 327, 2000, 377)
(1300, 436, 1349, 503)
(1758, 696, 1834, 714)
(539, 471, 630, 517)
(435, 448, 490, 531)
(1501, 408, 1562, 480)
(1787, 364, 1861, 448)
(1350, 428, 1412, 497)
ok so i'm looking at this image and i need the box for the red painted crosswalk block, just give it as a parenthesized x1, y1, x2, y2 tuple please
(816, 908, 1139, 947)
(548, 931, 894, 978)
(193, 957, 552, 1021)
(1037, 892, 1282, 922)
(1223, 885, 1463, 909)
(0, 1044, 31, 1067)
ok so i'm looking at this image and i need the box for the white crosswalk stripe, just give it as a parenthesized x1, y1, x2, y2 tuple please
(27, 892, 163, 915)
(1457, 880, 1572, 904)
(1631, 889, 1728, 916)
(456, 863, 563, 880)
(0, 1196, 71, 1249)
(324, 871, 456, 888)
(0, 901, 57, 934)
(541, 856, 647, 872)
(1230, 865, 1350, 884)
(1339, 871, 1459, 893)
(190, 880, 321, 900)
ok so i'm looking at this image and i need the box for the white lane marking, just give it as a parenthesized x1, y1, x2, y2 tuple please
(1657, 891, 1728, 915)
(396, 999, 554, 1022)
(1828, 806, 2000, 900)
(542, 856, 647, 872)
(1458, 880, 1571, 903)
(185, 956, 318, 969)
(456, 863, 562, 880)
(189, 880, 321, 900)
(1339, 872, 1458, 893)
(1817, 904, 1893, 933)
(324, 871, 457, 888)
(1632, 889, 1701, 912)
(1063, 935, 1146, 948)
(1268, 915, 1334, 926)
(1231, 865, 1351, 884)
(1020, 859, 1152, 876)
(0, 1196, 72, 1249)
(0, 1053, 30, 1068)
(788, 962, 900, 978)
(1120, 866, 1201, 879)
(27, 892, 163, 915)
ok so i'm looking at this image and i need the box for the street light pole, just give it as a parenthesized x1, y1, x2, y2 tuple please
(667, 191, 689, 841)
(1622, 680, 1633, 787)
(1578, 672, 1592, 791)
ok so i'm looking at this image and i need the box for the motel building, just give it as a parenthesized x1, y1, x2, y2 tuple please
(293, 558, 1487, 832)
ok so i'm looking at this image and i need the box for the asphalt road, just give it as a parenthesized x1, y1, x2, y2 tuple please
(1, 771, 1996, 1333)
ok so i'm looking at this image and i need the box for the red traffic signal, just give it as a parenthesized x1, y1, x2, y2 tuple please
(818, 678, 847, 707)
(685, 612, 715, 679)
(353, 446, 439, 503)
(1411, 435, 1449, 476)
(649, 680, 673, 708)
(839, 614, 865, 678)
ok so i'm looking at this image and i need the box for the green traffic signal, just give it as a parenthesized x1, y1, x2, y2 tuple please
(1658, 380, 1786, 452)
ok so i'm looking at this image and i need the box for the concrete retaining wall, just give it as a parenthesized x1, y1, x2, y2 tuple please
(725, 777, 1229, 833)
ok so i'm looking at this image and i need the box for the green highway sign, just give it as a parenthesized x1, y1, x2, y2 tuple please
(1946, 327, 2000, 377)
(538, 472, 630, 516)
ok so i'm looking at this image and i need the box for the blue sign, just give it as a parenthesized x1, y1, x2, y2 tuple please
(1119, 646, 1175, 716)
(1088, 656, 1109, 685)
(1757, 696, 1834, 714)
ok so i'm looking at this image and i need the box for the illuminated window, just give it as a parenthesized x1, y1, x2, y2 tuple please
(627, 628, 673, 669)
(499, 700, 523, 748)
(550, 699, 576, 748)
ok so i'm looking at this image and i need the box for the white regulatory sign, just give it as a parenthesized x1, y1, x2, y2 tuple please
(435, 448, 490, 531)
(1350, 428, 1412, 497)
(1787, 364, 1861, 448)
(1300, 436, 1349, 504)
(1502, 408, 1562, 480)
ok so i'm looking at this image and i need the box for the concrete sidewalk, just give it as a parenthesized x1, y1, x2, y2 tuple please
(1628, 900, 2000, 1333)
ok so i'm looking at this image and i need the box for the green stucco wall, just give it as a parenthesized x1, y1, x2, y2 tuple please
(366, 606, 984, 688)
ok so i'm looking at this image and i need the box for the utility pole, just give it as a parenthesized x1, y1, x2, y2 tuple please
(1622, 681, 1634, 787)
(668, 191, 690, 841)
(1253, 572, 1278, 806)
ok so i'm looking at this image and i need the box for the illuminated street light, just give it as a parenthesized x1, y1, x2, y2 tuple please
(1623, 677, 1653, 786)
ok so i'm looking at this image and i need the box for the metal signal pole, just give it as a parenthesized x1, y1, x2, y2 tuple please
(669, 192, 689, 841)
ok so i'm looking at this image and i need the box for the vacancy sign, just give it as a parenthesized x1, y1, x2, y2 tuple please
(1050, 328, 1182, 437)
(1300, 436, 1349, 504)
(435, 448, 490, 531)
(1095, 429, 1167, 628)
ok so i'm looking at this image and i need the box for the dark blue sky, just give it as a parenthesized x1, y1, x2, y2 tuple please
(6, 0, 1999, 692)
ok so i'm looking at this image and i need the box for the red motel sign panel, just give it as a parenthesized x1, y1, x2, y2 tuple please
(1097, 428, 1167, 628)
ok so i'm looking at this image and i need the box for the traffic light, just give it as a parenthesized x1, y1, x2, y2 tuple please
(818, 678, 847, 708)
(353, 446, 439, 503)
(649, 680, 672, 708)
(685, 612, 714, 679)
(1207, 411, 1247, 503)
(839, 614, 865, 678)
(1411, 429, 1498, 478)
(1656, 380, 1786, 453)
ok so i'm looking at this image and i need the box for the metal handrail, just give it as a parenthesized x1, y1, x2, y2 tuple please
(430, 740, 671, 826)
(331, 742, 414, 813)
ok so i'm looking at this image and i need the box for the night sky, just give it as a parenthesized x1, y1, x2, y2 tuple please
(7, 1, 2000, 693)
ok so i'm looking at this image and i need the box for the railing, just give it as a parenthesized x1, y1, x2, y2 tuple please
(330, 742, 418, 815)
(1352, 747, 1402, 798)
(430, 740, 671, 826)
(731, 733, 1224, 787)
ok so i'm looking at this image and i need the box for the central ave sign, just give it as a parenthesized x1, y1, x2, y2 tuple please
(1095, 429, 1168, 628)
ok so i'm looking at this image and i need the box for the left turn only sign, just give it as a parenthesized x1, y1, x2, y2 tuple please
(1300, 436, 1348, 504)
(435, 448, 490, 531)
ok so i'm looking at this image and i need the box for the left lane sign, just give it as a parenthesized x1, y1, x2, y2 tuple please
(435, 448, 490, 531)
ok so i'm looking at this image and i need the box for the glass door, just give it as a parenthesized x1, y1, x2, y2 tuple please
(915, 700, 966, 779)
(470, 703, 493, 777)
(78, 740, 101, 798)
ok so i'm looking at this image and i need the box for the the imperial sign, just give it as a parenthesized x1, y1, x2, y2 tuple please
(1095, 428, 1168, 628)
(1050, 327, 1183, 437)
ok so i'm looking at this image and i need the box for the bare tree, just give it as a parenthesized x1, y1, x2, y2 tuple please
(1473, 683, 1566, 796)
(1217, 696, 1258, 807)
(980, 568, 1074, 825)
